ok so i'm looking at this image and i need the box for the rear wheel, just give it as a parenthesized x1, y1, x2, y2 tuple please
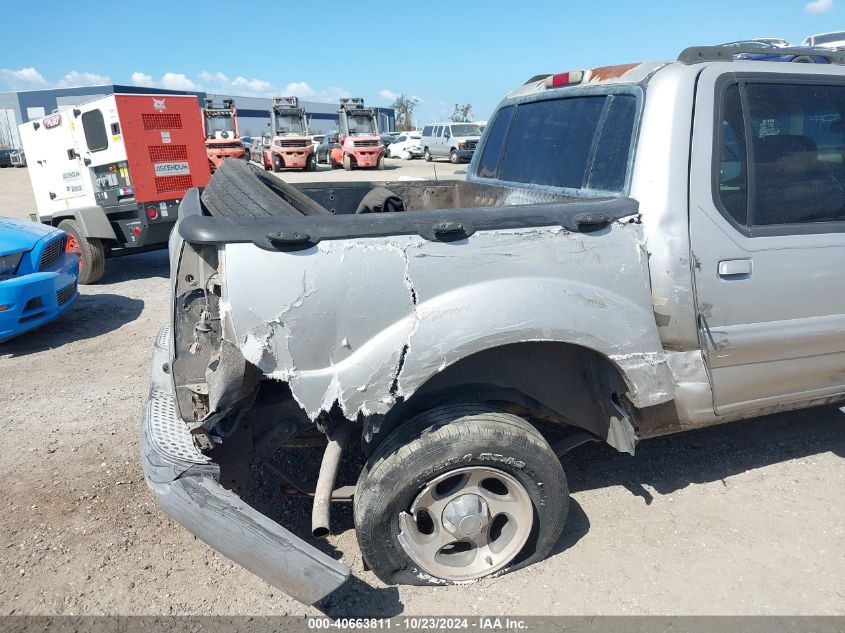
(424, 148, 432, 162)
(354, 405, 568, 586)
(58, 219, 105, 285)
(343, 154, 353, 171)
(377, 155, 385, 170)
(306, 154, 317, 171)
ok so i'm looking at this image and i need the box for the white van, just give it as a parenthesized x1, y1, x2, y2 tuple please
(420, 122, 483, 163)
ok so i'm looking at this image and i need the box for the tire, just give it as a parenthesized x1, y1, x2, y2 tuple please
(424, 148, 432, 162)
(200, 158, 330, 218)
(377, 155, 385, 170)
(450, 149, 460, 164)
(400, 150, 412, 161)
(58, 219, 105, 285)
(306, 154, 317, 171)
(343, 154, 353, 171)
(354, 405, 568, 586)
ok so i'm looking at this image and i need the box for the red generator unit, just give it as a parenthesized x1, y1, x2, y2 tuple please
(20, 93, 211, 283)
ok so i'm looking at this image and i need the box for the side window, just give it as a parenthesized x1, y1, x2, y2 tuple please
(434, 126, 441, 137)
(443, 126, 451, 139)
(81, 109, 108, 152)
(715, 84, 748, 226)
(715, 81, 845, 231)
(746, 82, 845, 226)
(477, 106, 514, 179)
(422, 125, 432, 136)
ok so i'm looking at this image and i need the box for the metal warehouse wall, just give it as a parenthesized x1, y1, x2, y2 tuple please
(0, 85, 395, 148)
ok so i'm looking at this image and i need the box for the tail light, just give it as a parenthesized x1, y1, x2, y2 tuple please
(146, 206, 159, 220)
(545, 71, 584, 88)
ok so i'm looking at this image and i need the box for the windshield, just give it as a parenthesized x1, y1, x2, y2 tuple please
(814, 32, 845, 45)
(275, 113, 306, 135)
(347, 114, 376, 135)
(205, 113, 235, 137)
(450, 124, 482, 137)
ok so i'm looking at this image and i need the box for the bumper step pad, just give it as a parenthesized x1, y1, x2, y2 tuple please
(141, 324, 350, 604)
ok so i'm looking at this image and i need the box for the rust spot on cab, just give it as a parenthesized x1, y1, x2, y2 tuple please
(588, 63, 641, 84)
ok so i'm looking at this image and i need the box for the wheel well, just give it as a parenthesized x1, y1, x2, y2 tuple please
(364, 341, 636, 455)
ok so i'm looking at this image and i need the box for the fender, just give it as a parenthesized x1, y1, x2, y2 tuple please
(222, 222, 675, 424)
(53, 206, 118, 240)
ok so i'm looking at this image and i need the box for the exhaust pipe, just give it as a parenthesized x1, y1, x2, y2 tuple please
(311, 425, 351, 538)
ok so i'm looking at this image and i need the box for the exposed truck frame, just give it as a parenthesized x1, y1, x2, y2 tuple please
(331, 97, 385, 171)
(259, 97, 316, 172)
(19, 93, 211, 284)
(201, 98, 246, 172)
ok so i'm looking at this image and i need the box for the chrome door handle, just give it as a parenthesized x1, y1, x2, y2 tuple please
(718, 259, 752, 279)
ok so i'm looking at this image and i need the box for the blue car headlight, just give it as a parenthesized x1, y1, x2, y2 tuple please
(0, 252, 24, 279)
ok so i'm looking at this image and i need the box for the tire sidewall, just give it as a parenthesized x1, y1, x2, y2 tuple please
(355, 416, 568, 586)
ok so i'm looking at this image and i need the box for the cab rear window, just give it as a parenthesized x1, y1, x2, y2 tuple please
(477, 94, 637, 193)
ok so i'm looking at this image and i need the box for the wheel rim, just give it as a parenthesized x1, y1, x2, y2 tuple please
(65, 234, 82, 269)
(397, 466, 533, 581)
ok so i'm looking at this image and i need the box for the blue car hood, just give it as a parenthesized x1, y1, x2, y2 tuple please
(0, 217, 59, 255)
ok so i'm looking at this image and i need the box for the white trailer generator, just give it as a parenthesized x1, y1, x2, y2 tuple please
(19, 93, 211, 283)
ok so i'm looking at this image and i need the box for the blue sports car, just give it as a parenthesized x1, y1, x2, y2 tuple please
(0, 217, 79, 342)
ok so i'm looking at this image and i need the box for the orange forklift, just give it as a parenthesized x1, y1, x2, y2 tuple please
(201, 98, 246, 172)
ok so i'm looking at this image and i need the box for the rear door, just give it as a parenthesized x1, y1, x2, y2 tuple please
(689, 66, 845, 415)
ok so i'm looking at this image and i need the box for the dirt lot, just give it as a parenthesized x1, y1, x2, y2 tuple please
(1, 164, 844, 616)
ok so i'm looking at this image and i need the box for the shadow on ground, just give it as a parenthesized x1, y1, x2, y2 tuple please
(234, 404, 845, 614)
(100, 249, 169, 283)
(0, 292, 144, 357)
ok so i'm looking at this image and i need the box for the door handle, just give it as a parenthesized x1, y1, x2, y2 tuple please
(718, 259, 752, 279)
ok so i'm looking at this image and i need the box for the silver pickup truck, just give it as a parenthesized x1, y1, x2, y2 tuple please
(141, 46, 845, 604)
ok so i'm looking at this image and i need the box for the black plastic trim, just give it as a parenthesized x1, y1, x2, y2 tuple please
(178, 189, 638, 251)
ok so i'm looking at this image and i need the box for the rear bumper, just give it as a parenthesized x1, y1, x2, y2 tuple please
(140, 325, 349, 604)
(0, 255, 78, 342)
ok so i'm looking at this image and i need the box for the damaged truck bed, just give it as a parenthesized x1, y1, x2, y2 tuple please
(142, 50, 845, 604)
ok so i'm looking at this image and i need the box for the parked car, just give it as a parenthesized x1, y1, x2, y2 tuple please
(310, 134, 325, 150)
(249, 136, 271, 167)
(420, 122, 483, 163)
(802, 31, 845, 48)
(9, 149, 26, 167)
(721, 40, 832, 63)
(315, 131, 341, 164)
(0, 149, 12, 168)
(240, 136, 255, 155)
(387, 131, 422, 159)
(141, 45, 845, 605)
(0, 218, 79, 342)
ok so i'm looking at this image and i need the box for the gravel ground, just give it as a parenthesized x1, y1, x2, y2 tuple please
(1, 165, 844, 616)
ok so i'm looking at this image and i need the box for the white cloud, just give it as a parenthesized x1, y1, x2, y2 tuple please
(315, 86, 352, 103)
(283, 81, 315, 97)
(805, 0, 834, 12)
(160, 72, 200, 91)
(0, 66, 48, 90)
(199, 70, 229, 84)
(379, 89, 399, 101)
(232, 76, 273, 94)
(57, 70, 111, 88)
(131, 72, 154, 86)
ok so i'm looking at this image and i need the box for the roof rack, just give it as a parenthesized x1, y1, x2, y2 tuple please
(678, 45, 845, 65)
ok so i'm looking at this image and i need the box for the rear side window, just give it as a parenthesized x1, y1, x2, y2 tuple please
(715, 80, 845, 231)
(487, 95, 636, 192)
(477, 106, 514, 179)
(422, 125, 432, 136)
(81, 109, 108, 152)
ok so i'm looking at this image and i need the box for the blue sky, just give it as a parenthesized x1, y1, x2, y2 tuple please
(0, 0, 840, 123)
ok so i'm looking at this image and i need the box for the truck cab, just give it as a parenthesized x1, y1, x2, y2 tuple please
(334, 97, 385, 170)
(265, 96, 316, 172)
(201, 98, 246, 172)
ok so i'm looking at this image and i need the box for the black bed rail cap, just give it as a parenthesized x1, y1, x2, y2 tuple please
(678, 45, 845, 65)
